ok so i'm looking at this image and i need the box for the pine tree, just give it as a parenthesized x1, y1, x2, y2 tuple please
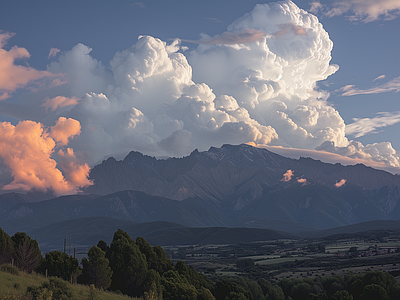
(107, 229, 148, 296)
(82, 246, 113, 289)
(11, 232, 41, 273)
(0, 227, 14, 265)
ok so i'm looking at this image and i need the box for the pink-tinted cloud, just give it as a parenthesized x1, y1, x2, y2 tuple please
(273, 23, 308, 39)
(0, 32, 56, 100)
(50, 117, 81, 146)
(281, 169, 294, 182)
(42, 96, 80, 112)
(335, 179, 347, 187)
(297, 177, 307, 185)
(0, 118, 91, 195)
(48, 47, 60, 58)
(183, 29, 266, 45)
(58, 148, 92, 188)
(310, 0, 400, 23)
(309, 1, 324, 14)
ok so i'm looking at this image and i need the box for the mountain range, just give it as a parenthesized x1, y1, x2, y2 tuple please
(85, 143, 400, 228)
(1, 143, 400, 250)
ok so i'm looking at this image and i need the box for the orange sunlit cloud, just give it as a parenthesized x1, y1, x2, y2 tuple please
(297, 178, 307, 185)
(0, 118, 92, 195)
(58, 148, 92, 188)
(42, 96, 80, 112)
(281, 169, 293, 182)
(0, 32, 56, 100)
(49, 117, 81, 146)
(335, 179, 347, 188)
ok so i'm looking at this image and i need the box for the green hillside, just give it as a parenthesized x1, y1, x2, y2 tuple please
(0, 264, 140, 300)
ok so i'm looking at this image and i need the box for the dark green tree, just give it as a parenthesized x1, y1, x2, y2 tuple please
(153, 245, 174, 272)
(143, 269, 163, 300)
(197, 286, 216, 300)
(290, 282, 313, 300)
(11, 232, 41, 273)
(107, 229, 148, 296)
(37, 250, 79, 281)
(97, 240, 109, 253)
(349, 279, 364, 300)
(0, 227, 14, 265)
(267, 285, 285, 300)
(226, 291, 248, 300)
(360, 284, 388, 300)
(214, 279, 252, 300)
(307, 293, 328, 300)
(82, 246, 113, 289)
(161, 270, 198, 300)
(332, 290, 353, 300)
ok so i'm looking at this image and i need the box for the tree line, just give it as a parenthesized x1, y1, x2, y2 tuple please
(2, 226, 400, 300)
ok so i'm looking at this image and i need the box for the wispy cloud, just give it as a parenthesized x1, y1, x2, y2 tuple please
(338, 76, 400, 96)
(48, 48, 60, 59)
(346, 111, 400, 138)
(373, 75, 386, 82)
(132, 2, 145, 8)
(310, 0, 400, 22)
(206, 17, 222, 23)
(183, 29, 265, 45)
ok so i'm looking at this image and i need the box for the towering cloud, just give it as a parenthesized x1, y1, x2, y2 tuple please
(0, 118, 92, 195)
(1, 0, 400, 194)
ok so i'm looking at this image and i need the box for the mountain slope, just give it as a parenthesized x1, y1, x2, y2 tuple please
(0, 190, 231, 234)
(26, 216, 297, 252)
(3, 144, 400, 234)
(84, 144, 400, 228)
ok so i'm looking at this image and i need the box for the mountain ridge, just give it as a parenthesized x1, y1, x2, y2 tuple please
(2, 144, 400, 235)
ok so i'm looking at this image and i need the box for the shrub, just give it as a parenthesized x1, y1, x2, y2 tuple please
(0, 264, 20, 275)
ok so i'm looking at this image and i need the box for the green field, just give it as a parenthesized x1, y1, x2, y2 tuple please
(242, 254, 282, 260)
(326, 240, 400, 253)
(255, 256, 311, 265)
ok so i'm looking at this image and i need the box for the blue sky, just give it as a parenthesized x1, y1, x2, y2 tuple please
(0, 0, 400, 194)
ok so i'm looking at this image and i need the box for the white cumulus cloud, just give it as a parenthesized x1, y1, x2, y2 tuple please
(2, 0, 400, 194)
(36, 0, 400, 171)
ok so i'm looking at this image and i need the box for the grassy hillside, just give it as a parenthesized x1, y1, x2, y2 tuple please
(0, 264, 140, 300)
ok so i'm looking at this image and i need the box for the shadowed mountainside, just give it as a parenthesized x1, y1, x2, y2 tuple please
(26, 216, 297, 253)
(84, 144, 400, 229)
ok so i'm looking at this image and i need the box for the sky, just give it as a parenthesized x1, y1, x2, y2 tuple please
(0, 0, 400, 195)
